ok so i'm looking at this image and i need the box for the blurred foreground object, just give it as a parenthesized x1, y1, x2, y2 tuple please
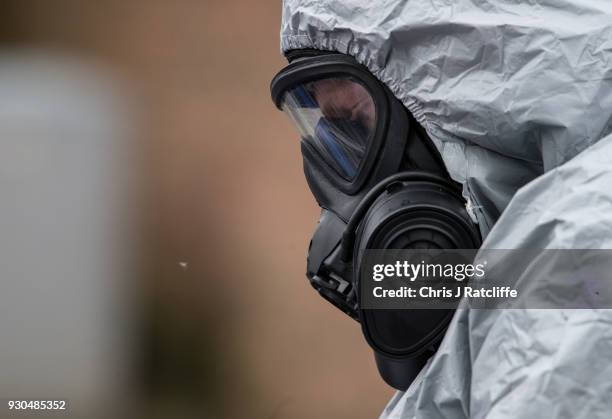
(0, 51, 137, 418)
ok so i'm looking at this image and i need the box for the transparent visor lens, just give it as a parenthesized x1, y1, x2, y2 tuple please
(280, 77, 376, 180)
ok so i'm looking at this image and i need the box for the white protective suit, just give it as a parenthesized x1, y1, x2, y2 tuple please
(280, 1, 612, 418)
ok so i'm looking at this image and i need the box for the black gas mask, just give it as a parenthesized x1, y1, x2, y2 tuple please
(270, 51, 481, 390)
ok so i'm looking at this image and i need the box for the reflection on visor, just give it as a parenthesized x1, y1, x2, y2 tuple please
(281, 78, 375, 180)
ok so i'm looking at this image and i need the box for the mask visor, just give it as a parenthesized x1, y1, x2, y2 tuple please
(280, 77, 376, 180)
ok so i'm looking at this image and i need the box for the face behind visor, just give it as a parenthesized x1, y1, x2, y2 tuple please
(270, 51, 481, 390)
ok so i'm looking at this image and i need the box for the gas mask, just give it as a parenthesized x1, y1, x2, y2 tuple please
(270, 50, 481, 390)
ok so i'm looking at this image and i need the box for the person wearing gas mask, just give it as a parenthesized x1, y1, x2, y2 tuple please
(270, 1, 612, 418)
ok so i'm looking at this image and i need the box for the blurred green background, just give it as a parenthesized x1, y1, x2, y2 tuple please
(0, 1, 393, 418)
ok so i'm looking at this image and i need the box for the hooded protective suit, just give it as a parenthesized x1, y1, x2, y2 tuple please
(281, 1, 612, 417)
